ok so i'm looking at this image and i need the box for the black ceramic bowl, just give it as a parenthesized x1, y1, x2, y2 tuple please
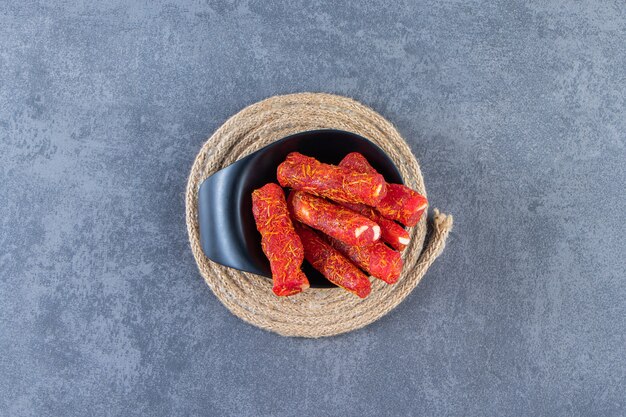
(197, 129, 403, 287)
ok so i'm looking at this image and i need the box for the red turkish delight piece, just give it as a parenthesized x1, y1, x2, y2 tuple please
(339, 201, 410, 251)
(294, 222, 371, 298)
(277, 152, 387, 205)
(251, 183, 310, 296)
(328, 237, 403, 284)
(288, 191, 381, 246)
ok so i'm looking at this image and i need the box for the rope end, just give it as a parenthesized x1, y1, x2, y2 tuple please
(433, 208, 454, 233)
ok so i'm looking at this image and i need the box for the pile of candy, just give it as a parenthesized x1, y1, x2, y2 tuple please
(252, 152, 428, 298)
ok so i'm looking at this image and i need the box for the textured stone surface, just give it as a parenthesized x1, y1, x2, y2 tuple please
(1, 1, 625, 416)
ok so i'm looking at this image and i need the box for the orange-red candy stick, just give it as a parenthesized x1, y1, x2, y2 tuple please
(294, 223, 371, 298)
(339, 152, 428, 227)
(251, 183, 310, 296)
(328, 236, 403, 284)
(277, 152, 387, 205)
(288, 191, 381, 246)
(339, 201, 410, 251)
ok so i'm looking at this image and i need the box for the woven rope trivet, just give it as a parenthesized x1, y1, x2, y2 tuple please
(186, 92, 453, 338)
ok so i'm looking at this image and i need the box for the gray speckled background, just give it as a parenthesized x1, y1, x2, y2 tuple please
(1, 1, 625, 416)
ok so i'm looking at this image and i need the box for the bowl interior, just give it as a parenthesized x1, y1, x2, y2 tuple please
(198, 129, 403, 288)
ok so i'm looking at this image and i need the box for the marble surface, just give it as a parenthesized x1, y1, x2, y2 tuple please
(1, 1, 624, 416)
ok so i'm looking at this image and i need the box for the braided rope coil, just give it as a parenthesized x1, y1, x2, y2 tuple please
(186, 93, 453, 338)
